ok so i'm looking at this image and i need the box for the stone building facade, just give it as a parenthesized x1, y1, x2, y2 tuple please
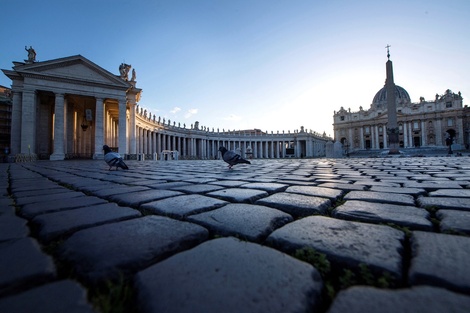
(333, 59, 465, 153)
(2, 53, 329, 161)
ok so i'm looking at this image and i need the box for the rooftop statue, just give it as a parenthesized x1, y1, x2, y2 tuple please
(25, 46, 36, 63)
(131, 69, 136, 82)
(119, 63, 131, 81)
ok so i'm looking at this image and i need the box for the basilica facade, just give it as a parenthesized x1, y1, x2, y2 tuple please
(333, 60, 466, 153)
(2, 53, 329, 161)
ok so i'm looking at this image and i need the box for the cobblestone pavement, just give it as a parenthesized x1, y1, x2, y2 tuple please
(1, 157, 470, 313)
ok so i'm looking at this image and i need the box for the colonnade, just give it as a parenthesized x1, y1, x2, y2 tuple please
(117, 108, 330, 160)
(131, 124, 327, 160)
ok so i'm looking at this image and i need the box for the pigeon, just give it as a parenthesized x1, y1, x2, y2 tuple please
(219, 146, 251, 169)
(103, 145, 129, 170)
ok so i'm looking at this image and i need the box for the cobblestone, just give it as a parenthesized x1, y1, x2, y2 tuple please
(1, 157, 470, 312)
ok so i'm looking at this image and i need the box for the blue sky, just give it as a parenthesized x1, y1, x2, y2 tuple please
(2, 0, 469, 137)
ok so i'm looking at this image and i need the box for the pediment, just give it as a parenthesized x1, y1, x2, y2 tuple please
(12, 55, 130, 89)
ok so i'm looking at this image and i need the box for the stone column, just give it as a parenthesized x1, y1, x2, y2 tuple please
(50, 93, 65, 160)
(383, 125, 388, 149)
(129, 103, 137, 154)
(436, 119, 443, 146)
(157, 132, 162, 154)
(10, 91, 22, 155)
(374, 125, 380, 149)
(421, 121, 426, 146)
(143, 129, 147, 154)
(118, 98, 127, 155)
(20, 90, 37, 154)
(93, 97, 104, 159)
(403, 122, 408, 148)
(65, 99, 74, 154)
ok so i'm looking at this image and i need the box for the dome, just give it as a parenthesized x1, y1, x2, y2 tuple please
(372, 85, 411, 109)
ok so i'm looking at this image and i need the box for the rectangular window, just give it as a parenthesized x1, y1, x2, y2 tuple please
(446, 102, 452, 108)
(447, 119, 453, 127)
(365, 126, 370, 134)
(413, 121, 419, 129)
(340, 116, 345, 121)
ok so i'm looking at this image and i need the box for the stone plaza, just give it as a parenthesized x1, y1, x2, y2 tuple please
(1, 156, 470, 312)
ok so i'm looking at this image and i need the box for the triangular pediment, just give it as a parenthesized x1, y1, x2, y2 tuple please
(12, 55, 130, 89)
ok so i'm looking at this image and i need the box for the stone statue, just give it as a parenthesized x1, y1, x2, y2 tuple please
(119, 63, 131, 81)
(25, 46, 36, 63)
(131, 69, 136, 81)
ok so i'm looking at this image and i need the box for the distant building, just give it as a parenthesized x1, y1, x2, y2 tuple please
(0, 85, 12, 160)
(333, 56, 465, 153)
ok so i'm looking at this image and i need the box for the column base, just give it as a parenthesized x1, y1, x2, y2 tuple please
(49, 153, 65, 161)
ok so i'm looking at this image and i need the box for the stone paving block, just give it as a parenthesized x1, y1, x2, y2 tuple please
(239, 182, 288, 194)
(352, 181, 401, 188)
(327, 285, 470, 313)
(208, 180, 250, 187)
(437, 209, 470, 235)
(267, 216, 404, 280)
(285, 185, 344, 200)
(135, 237, 323, 313)
(369, 186, 426, 196)
(10, 179, 64, 193)
(15, 190, 85, 206)
(12, 187, 71, 198)
(86, 185, 150, 197)
(314, 178, 353, 184)
(429, 188, 470, 198)
(409, 231, 470, 294)
(32, 203, 142, 242)
(183, 177, 218, 184)
(59, 215, 208, 284)
(19, 196, 109, 219)
(0, 238, 56, 295)
(0, 280, 95, 313)
(333, 200, 432, 230)
(343, 191, 415, 206)
(0, 215, 29, 242)
(207, 188, 268, 203)
(256, 192, 330, 217)
(187, 203, 293, 242)
(140, 194, 228, 218)
(170, 184, 224, 194)
(417, 196, 470, 212)
(403, 181, 463, 190)
(106, 189, 183, 207)
(146, 181, 193, 189)
(316, 182, 367, 191)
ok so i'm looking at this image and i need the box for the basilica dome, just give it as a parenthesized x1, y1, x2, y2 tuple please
(372, 85, 411, 109)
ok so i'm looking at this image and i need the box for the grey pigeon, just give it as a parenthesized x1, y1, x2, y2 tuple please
(219, 146, 251, 169)
(103, 145, 129, 170)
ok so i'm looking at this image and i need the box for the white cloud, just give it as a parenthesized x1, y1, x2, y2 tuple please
(185, 108, 198, 119)
(170, 107, 181, 114)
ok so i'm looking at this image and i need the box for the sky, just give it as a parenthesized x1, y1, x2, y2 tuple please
(2, 0, 469, 137)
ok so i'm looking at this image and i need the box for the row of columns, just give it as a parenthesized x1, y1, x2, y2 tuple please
(345, 119, 453, 150)
(133, 126, 324, 159)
